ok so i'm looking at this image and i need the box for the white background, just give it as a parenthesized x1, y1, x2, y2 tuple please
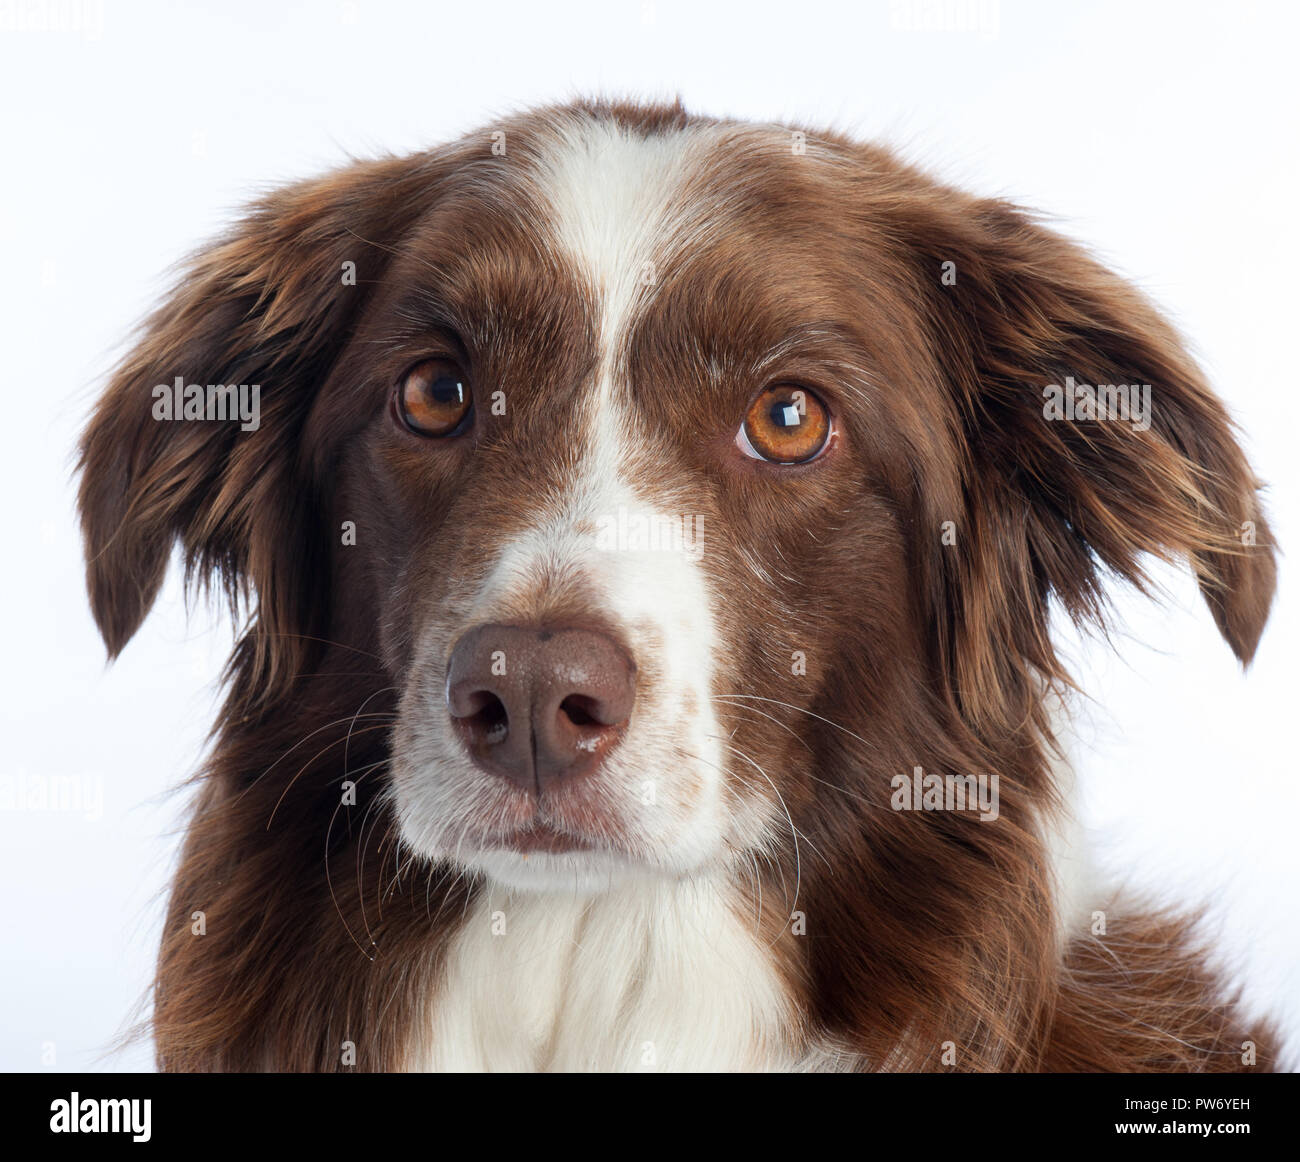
(0, 0, 1295, 1071)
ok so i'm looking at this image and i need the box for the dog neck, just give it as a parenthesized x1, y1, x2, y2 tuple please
(415, 872, 805, 1072)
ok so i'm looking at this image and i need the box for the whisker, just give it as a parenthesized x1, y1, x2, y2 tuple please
(344, 686, 399, 782)
(352, 774, 391, 947)
(714, 693, 874, 748)
(239, 710, 396, 803)
(265, 723, 392, 830)
(257, 631, 386, 664)
(715, 695, 885, 809)
(669, 741, 812, 948)
(322, 764, 388, 961)
(713, 701, 815, 753)
(710, 737, 831, 874)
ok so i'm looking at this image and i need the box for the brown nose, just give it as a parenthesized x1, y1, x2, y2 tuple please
(445, 624, 636, 790)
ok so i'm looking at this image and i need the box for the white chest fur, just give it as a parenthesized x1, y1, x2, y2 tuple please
(416, 876, 797, 1072)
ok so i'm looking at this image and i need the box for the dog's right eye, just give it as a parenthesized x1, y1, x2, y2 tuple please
(396, 358, 473, 437)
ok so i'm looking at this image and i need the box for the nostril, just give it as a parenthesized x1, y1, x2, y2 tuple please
(470, 693, 509, 742)
(559, 695, 600, 728)
(452, 689, 510, 743)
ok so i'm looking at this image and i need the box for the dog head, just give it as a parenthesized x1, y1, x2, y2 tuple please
(80, 100, 1275, 903)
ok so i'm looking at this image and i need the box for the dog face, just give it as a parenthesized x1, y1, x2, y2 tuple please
(338, 119, 936, 893)
(79, 102, 1276, 905)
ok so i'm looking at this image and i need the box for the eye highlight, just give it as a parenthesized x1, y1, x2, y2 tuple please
(396, 358, 473, 437)
(737, 384, 831, 464)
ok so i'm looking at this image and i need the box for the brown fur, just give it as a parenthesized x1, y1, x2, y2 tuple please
(78, 98, 1279, 1071)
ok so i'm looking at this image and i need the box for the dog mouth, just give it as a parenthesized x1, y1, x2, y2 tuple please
(486, 821, 598, 855)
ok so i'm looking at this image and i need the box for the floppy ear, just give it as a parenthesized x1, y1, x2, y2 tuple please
(78, 152, 448, 695)
(906, 197, 1276, 725)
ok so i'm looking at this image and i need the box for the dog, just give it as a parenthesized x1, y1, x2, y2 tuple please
(78, 98, 1278, 1071)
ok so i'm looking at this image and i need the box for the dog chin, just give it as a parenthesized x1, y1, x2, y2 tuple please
(462, 849, 665, 895)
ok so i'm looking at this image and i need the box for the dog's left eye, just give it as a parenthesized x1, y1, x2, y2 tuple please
(396, 358, 473, 437)
(736, 384, 831, 464)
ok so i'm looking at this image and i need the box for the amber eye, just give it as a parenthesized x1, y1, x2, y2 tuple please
(396, 358, 473, 437)
(737, 384, 831, 464)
